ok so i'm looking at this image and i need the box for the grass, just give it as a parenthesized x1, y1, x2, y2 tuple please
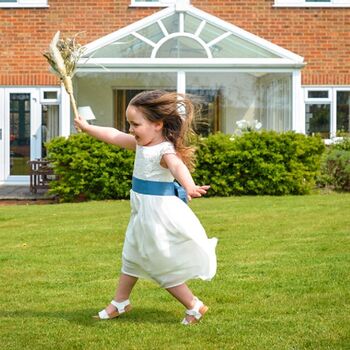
(0, 194, 349, 350)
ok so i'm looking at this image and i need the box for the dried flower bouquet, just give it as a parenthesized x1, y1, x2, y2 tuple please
(43, 31, 85, 126)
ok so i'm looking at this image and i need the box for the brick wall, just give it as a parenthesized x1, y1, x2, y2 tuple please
(0, 0, 349, 86)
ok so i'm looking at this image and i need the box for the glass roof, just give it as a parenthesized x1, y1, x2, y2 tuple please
(83, 11, 285, 61)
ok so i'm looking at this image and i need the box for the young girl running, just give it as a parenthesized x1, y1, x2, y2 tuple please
(74, 90, 217, 325)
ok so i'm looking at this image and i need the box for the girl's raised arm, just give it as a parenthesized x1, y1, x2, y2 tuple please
(74, 117, 136, 150)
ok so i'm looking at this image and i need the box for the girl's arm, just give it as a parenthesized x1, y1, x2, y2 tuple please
(74, 117, 136, 150)
(162, 153, 209, 200)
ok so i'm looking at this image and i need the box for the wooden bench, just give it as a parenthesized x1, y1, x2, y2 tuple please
(28, 159, 56, 194)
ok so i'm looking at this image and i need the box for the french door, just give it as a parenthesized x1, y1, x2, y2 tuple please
(1, 88, 41, 184)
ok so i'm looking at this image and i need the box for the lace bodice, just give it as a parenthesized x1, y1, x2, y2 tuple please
(133, 141, 176, 182)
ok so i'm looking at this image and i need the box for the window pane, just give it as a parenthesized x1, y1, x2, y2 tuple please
(87, 34, 153, 58)
(42, 105, 59, 158)
(186, 72, 292, 135)
(162, 13, 179, 34)
(0, 0, 17, 2)
(137, 22, 165, 44)
(308, 90, 329, 98)
(156, 36, 207, 58)
(184, 13, 203, 34)
(260, 75, 292, 132)
(211, 34, 279, 58)
(76, 72, 176, 130)
(305, 104, 330, 138)
(43, 91, 58, 100)
(199, 22, 226, 44)
(337, 91, 350, 135)
(10, 93, 31, 175)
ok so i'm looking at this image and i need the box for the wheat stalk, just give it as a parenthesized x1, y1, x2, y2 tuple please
(43, 31, 85, 128)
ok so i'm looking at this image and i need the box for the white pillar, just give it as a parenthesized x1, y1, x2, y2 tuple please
(292, 70, 304, 133)
(60, 85, 71, 137)
(177, 71, 186, 94)
(330, 88, 336, 138)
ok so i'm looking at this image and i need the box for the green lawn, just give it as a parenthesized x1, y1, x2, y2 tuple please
(0, 195, 349, 350)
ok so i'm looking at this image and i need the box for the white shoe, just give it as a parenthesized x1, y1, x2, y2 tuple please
(93, 299, 132, 320)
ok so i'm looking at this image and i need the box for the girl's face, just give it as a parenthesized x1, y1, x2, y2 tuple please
(126, 105, 164, 146)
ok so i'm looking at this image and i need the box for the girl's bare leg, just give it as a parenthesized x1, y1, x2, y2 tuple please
(166, 283, 196, 309)
(104, 273, 138, 314)
(166, 283, 208, 323)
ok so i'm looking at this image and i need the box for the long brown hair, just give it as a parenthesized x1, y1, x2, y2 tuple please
(129, 90, 197, 171)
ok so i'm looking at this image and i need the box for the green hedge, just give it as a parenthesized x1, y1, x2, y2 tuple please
(47, 131, 325, 202)
(47, 133, 134, 202)
(193, 131, 325, 196)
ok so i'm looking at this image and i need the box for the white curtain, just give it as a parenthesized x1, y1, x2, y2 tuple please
(259, 75, 292, 132)
(47, 105, 59, 141)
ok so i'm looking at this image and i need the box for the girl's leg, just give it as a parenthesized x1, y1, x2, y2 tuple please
(104, 273, 138, 315)
(166, 283, 208, 324)
(115, 273, 138, 301)
(166, 283, 196, 309)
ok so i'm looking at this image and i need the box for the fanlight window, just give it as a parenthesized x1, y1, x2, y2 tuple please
(83, 12, 279, 60)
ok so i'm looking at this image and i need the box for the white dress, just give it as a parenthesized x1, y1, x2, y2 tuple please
(121, 141, 218, 288)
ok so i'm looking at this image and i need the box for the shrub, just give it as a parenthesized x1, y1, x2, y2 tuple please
(47, 131, 325, 201)
(193, 131, 325, 196)
(46, 133, 134, 202)
(318, 138, 350, 191)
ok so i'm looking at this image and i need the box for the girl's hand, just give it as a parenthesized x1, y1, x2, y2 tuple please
(187, 185, 210, 201)
(74, 115, 90, 132)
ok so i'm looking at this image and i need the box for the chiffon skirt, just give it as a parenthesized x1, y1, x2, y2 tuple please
(121, 190, 218, 288)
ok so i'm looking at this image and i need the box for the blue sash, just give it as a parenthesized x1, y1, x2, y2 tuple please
(132, 176, 188, 204)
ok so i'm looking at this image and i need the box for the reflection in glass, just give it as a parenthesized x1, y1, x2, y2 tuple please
(156, 37, 207, 58)
(187, 72, 292, 135)
(184, 13, 202, 34)
(308, 90, 328, 99)
(86, 35, 153, 58)
(211, 34, 279, 58)
(41, 105, 59, 157)
(199, 22, 225, 44)
(305, 104, 330, 138)
(187, 89, 221, 137)
(10, 93, 30, 175)
(137, 22, 165, 44)
(77, 72, 293, 137)
(337, 91, 350, 135)
(43, 91, 58, 100)
(76, 72, 176, 130)
(162, 13, 179, 34)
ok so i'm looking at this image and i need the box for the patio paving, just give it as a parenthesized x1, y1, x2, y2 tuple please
(0, 185, 56, 202)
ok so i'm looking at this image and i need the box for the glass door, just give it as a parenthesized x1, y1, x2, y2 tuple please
(3, 88, 41, 183)
(9, 93, 31, 175)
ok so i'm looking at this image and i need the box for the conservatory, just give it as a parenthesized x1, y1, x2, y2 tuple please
(73, 3, 305, 136)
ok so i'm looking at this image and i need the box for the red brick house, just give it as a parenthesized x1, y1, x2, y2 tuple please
(1, 0, 349, 185)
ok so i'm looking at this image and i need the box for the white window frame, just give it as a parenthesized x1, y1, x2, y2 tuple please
(129, 0, 188, 7)
(40, 87, 61, 105)
(129, 0, 175, 8)
(0, 0, 48, 8)
(304, 86, 350, 139)
(274, 0, 350, 7)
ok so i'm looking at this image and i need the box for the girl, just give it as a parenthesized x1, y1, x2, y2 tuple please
(74, 90, 217, 325)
